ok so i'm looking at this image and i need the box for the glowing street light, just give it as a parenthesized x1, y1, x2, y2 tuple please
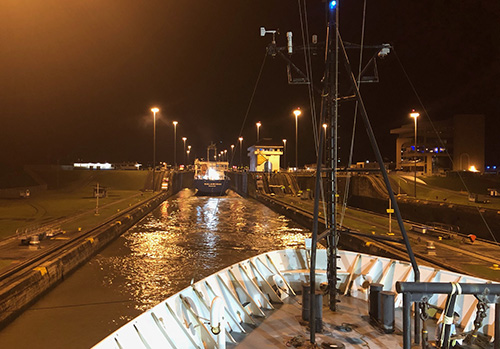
(256, 121, 262, 142)
(187, 145, 192, 165)
(282, 139, 287, 170)
(293, 108, 302, 169)
(173, 121, 178, 168)
(182, 137, 187, 165)
(410, 110, 420, 197)
(238, 137, 244, 168)
(151, 107, 159, 192)
(230, 144, 235, 166)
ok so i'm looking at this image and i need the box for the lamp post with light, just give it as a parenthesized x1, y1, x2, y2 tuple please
(256, 121, 261, 142)
(230, 144, 235, 167)
(410, 110, 420, 197)
(322, 123, 328, 165)
(187, 145, 191, 165)
(173, 121, 178, 168)
(282, 139, 287, 170)
(182, 137, 187, 165)
(293, 108, 302, 169)
(151, 107, 159, 192)
(238, 137, 243, 168)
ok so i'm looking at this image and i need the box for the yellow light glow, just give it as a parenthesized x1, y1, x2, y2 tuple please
(410, 110, 419, 118)
(239, 137, 243, 141)
(293, 108, 302, 117)
(469, 165, 479, 172)
(256, 121, 261, 127)
(173, 121, 178, 126)
(322, 123, 327, 130)
(151, 107, 159, 113)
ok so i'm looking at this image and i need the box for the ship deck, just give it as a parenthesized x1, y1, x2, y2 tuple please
(233, 294, 437, 349)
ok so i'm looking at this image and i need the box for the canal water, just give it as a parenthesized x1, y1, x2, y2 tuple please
(0, 189, 310, 349)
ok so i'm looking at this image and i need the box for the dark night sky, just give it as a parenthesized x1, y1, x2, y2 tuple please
(1, 1, 499, 167)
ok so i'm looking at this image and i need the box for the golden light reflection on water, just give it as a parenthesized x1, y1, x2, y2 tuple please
(100, 193, 310, 313)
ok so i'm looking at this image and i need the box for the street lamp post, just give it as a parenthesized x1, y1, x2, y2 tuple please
(238, 137, 243, 168)
(410, 110, 420, 197)
(282, 139, 287, 170)
(230, 144, 235, 167)
(187, 145, 191, 165)
(182, 137, 187, 165)
(173, 121, 178, 168)
(322, 123, 328, 165)
(256, 121, 261, 142)
(293, 108, 302, 170)
(151, 107, 159, 192)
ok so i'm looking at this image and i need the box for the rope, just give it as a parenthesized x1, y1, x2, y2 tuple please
(393, 49, 497, 244)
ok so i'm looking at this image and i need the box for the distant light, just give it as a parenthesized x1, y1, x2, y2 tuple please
(151, 107, 159, 113)
(494, 166, 497, 170)
(410, 110, 419, 118)
(487, 166, 490, 169)
(293, 108, 302, 117)
(329, 1, 337, 10)
(469, 165, 479, 172)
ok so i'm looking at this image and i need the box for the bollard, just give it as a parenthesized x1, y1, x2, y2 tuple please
(380, 291, 395, 333)
(301, 283, 323, 332)
(426, 241, 436, 255)
(369, 283, 384, 322)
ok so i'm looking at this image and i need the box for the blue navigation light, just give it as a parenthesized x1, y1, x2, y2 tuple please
(330, 1, 337, 10)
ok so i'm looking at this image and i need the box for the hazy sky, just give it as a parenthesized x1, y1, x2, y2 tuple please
(1, 1, 499, 166)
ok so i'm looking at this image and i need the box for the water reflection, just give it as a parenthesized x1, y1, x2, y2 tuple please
(97, 190, 310, 313)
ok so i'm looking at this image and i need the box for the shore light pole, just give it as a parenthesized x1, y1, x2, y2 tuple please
(151, 107, 159, 192)
(231, 144, 235, 167)
(282, 139, 287, 170)
(322, 123, 328, 165)
(182, 137, 187, 165)
(173, 121, 178, 168)
(410, 110, 420, 197)
(293, 108, 302, 170)
(238, 137, 243, 168)
(256, 121, 261, 142)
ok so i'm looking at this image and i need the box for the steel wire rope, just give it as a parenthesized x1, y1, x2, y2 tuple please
(231, 52, 267, 167)
(340, 0, 367, 228)
(298, 0, 329, 226)
(393, 49, 498, 244)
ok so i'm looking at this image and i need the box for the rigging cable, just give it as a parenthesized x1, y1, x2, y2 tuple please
(393, 49, 497, 243)
(298, 0, 329, 225)
(340, 0, 367, 228)
(232, 52, 268, 166)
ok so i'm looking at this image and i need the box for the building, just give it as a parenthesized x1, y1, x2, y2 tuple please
(390, 114, 484, 174)
(247, 138, 283, 172)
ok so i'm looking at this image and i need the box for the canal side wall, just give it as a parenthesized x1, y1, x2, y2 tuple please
(0, 177, 192, 329)
(229, 172, 500, 242)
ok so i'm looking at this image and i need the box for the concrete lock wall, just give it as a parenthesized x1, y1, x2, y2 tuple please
(0, 171, 195, 328)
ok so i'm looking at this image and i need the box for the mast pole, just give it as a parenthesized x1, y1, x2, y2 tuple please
(325, 0, 339, 312)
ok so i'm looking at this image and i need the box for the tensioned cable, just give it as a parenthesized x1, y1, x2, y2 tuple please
(393, 49, 497, 243)
(340, 0, 367, 228)
(298, 0, 320, 153)
(298, 0, 328, 225)
(231, 52, 267, 166)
